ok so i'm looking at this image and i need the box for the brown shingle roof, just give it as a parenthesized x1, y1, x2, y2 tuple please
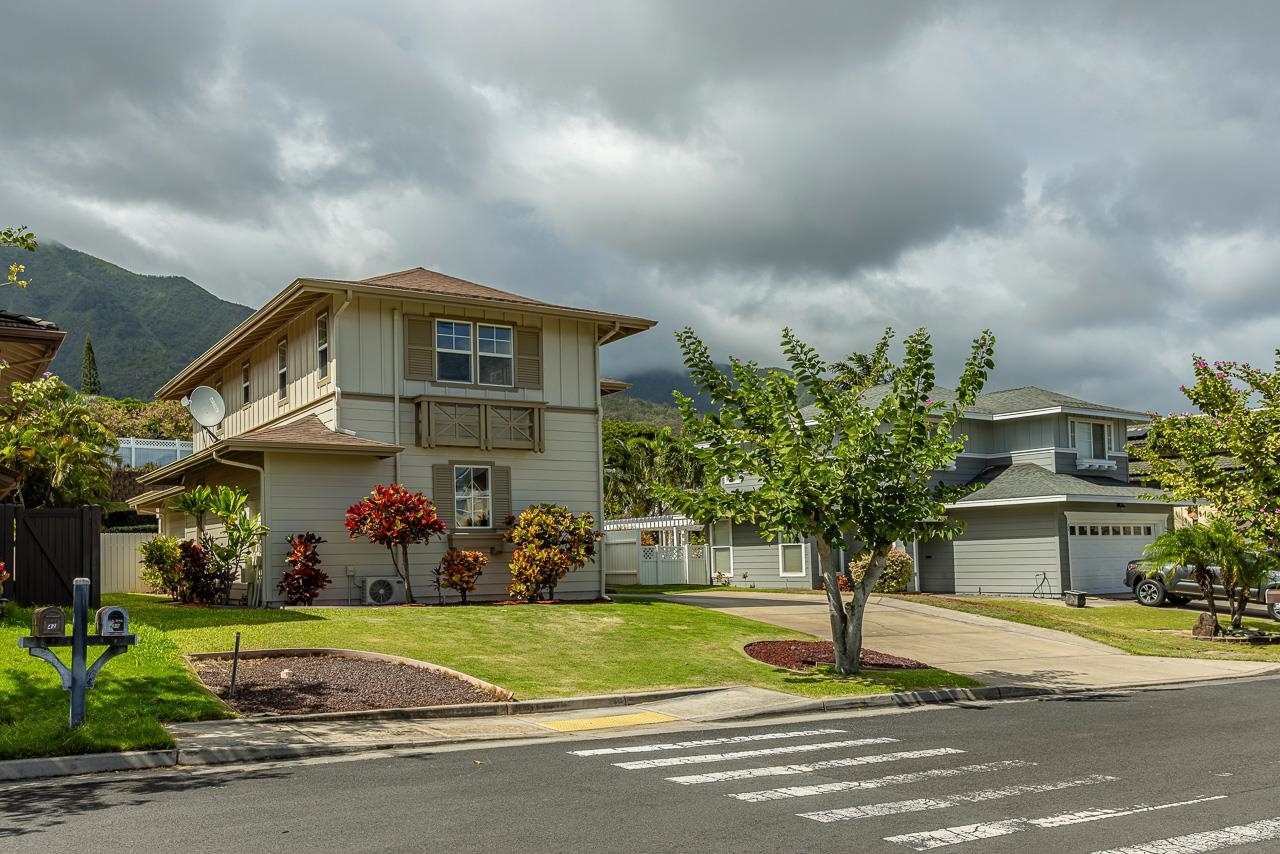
(238, 415, 400, 452)
(356, 267, 574, 311)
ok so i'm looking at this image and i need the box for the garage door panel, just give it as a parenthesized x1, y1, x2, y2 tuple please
(1066, 514, 1166, 594)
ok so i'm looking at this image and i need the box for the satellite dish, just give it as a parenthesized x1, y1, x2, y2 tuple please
(182, 385, 226, 428)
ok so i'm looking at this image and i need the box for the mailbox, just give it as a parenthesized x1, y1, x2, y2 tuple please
(31, 607, 66, 638)
(95, 606, 130, 637)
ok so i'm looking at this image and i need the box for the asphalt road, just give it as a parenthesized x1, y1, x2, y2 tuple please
(5, 678, 1280, 853)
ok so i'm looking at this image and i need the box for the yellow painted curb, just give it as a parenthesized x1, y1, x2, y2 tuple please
(538, 711, 679, 732)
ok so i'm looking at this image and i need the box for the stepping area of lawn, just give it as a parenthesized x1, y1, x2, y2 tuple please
(0, 594, 975, 760)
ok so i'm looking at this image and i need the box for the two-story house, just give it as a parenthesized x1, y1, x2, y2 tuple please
(699, 385, 1182, 596)
(131, 268, 654, 605)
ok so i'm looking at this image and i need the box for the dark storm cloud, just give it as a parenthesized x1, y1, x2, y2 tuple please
(3, 0, 1280, 412)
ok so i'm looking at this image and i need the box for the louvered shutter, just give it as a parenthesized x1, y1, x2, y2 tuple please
(493, 465, 512, 524)
(432, 463, 455, 529)
(514, 328, 542, 389)
(405, 316, 435, 381)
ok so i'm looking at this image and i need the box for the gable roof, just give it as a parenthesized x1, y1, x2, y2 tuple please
(949, 463, 1175, 508)
(810, 383, 1149, 422)
(355, 268, 561, 309)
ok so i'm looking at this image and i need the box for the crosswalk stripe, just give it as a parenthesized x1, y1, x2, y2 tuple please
(614, 737, 908, 770)
(726, 760, 1032, 801)
(667, 747, 970, 786)
(568, 728, 853, 757)
(798, 773, 1118, 822)
(885, 794, 1228, 850)
(1087, 816, 1280, 854)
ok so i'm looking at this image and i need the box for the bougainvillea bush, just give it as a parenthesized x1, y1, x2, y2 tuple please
(437, 548, 487, 604)
(345, 483, 447, 604)
(279, 532, 330, 605)
(502, 504, 601, 601)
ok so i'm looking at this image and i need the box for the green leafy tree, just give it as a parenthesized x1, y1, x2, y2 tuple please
(81, 336, 101, 395)
(87, 397, 189, 441)
(0, 374, 118, 506)
(1, 225, 36, 287)
(658, 326, 994, 674)
(604, 426, 703, 518)
(1133, 353, 1280, 550)
(172, 484, 215, 540)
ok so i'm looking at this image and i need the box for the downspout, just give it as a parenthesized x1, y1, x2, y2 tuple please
(212, 448, 269, 608)
(331, 289, 353, 431)
(594, 322, 622, 599)
(392, 306, 402, 484)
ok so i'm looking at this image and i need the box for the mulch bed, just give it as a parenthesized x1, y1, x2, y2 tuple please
(191, 655, 506, 715)
(744, 640, 929, 671)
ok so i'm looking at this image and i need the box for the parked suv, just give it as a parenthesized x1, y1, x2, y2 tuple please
(1125, 558, 1280, 621)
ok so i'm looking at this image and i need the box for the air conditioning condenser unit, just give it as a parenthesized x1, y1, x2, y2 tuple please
(362, 576, 406, 605)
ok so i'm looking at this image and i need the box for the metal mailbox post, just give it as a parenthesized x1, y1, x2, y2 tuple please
(18, 577, 137, 728)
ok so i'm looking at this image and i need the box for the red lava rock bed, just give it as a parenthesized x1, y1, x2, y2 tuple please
(191, 655, 509, 716)
(744, 640, 928, 671)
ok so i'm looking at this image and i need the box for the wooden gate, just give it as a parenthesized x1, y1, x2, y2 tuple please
(2, 506, 102, 607)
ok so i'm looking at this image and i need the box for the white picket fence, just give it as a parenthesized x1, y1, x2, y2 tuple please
(101, 532, 153, 594)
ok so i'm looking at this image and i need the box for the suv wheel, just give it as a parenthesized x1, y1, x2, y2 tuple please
(1268, 601, 1280, 622)
(1134, 578, 1167, 607)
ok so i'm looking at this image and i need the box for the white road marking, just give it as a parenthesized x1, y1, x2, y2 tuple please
(568, 728, 854, 757)
(885, 795, 1228, 850)
(667, 747, 970, 786)
(798, 774, 1118, 822)
(1087, 816, 1280, 853)
(726, 760, 1032, 801)
(614, 737, 915, 770)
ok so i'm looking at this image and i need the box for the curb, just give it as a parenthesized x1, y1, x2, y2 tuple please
(0, 749, 179, 783)
(709, 684, 1084, 721)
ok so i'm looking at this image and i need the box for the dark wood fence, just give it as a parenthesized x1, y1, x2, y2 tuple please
(1, 506, 102, 608)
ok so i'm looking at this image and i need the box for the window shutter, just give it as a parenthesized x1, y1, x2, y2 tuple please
(405, 316, 435, 381)
(514, 328, 542, 389)
(432, 464, 455, 529)
(493, 465, 512, 524)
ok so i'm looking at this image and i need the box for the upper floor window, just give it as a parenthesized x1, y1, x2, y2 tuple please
(433, 320, 515, 387)
(277, 338, 288, 400)
(1070, 419, 1112, 459)
(436, 320, 473, 383)
(241, 362, 251, 407)
(453, 465, 491, 528)
(316, 312, 330, 381)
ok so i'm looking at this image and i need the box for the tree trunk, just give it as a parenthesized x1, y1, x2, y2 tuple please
(818, 536, 888, 675)
(1193, 566, 1221, 636)
(1229, 587, 1249, 632)
(395, 544, 416, 604)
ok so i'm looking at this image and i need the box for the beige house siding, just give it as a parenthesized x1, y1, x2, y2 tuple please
(193, 298, 336, 451)
(948, 506, 1061, 594)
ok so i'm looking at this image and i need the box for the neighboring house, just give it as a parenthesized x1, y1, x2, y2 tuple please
(131, 267, 654, 605)
(0, 310, 66, 498)
(700, 385, 1182, 595)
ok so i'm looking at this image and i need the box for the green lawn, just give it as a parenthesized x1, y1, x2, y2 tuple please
(904, 595, 1280, 661)
(2, 594, 976, 760)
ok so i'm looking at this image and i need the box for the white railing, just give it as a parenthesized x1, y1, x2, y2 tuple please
(117, 437, 193, 469)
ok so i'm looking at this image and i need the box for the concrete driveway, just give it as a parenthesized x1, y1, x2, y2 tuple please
(654, 591, 1280, 690)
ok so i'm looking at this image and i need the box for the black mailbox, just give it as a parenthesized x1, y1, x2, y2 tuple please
(95, 606, 130, 637)
(32, 607, 66, 638)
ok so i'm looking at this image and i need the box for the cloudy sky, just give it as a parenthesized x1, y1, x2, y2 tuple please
(4, 1, 1279, 411)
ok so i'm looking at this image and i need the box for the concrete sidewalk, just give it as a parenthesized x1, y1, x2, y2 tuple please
(656, 591, 1280, 690)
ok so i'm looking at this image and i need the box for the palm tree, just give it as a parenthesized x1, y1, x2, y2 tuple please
(604, 428, 704, 518)
(1141, 520, 1239, 636)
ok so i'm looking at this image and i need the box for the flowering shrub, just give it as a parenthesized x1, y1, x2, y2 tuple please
(503, 504, 601, 601)
(139, 535, 183, 599)
(438, 549, 487, 604)
(849, 549, 914, 593)
(346, 483, 447, 604)
(278, 532, 329, 605)
(0, 559, 9, 595)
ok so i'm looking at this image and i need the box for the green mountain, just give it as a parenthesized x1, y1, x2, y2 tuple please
(0, 242, 253, 399)
(606, 364, 817, 427)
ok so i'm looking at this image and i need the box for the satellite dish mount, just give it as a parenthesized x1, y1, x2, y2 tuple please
(181, 385, 226, 441)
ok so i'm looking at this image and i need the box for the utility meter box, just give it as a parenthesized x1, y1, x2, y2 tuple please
(95, 606, 130, 637)
(31, 607, 66, 637)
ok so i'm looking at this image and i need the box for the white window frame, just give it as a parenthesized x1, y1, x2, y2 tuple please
(276, 338, 288, 401)
(240, 361, 251, 408)
(778, 535, 807, 578)
(476, 323, 514, 388)
(316, 312, 330, 381)
(709, 519, 734, 578)
(435, 319, 474, 384)
(453, 464, 493, 529)
(1069, 418, 1114, 460)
